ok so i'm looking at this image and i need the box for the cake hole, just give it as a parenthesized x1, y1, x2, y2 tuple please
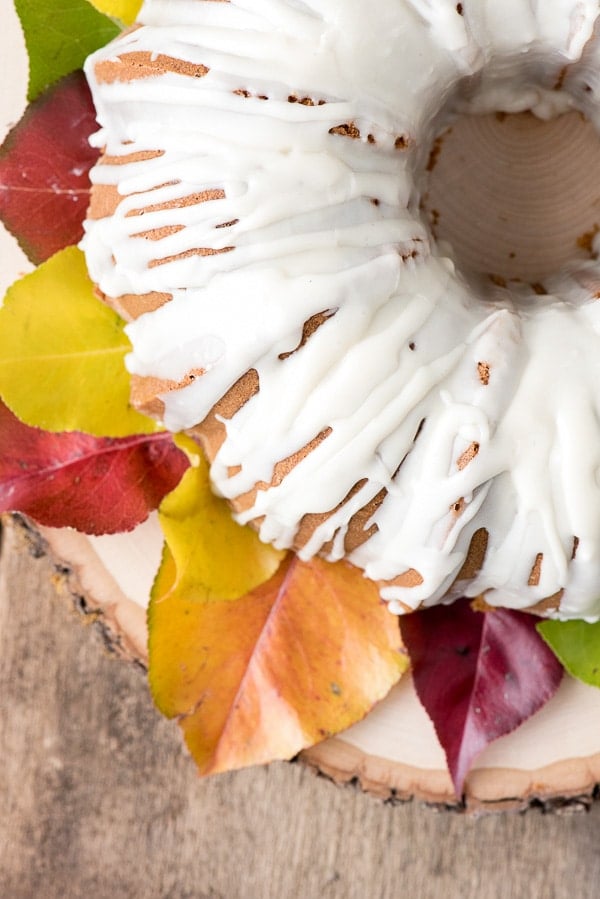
(422, 111, 600, 285)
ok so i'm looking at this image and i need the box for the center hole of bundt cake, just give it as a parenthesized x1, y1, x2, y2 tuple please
(422, 110, 600, 289)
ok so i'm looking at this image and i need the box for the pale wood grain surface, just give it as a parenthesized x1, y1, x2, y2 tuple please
(2, 519, 600, 899)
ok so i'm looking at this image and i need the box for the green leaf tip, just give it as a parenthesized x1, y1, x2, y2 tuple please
(15, 0, 120, 101)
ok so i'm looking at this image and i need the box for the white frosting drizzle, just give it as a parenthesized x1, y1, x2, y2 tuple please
(82, 0, 600, 618)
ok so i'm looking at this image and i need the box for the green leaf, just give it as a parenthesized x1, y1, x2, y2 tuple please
(15, 0, 120, 101)
(538, 618, 600, 687)
(0, 246, 156, 437)
(87, 0, 143, 25)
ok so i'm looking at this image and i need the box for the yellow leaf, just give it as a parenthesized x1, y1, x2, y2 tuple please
(157, 450, 285, 600)
(0, 247, 156, 436)
(150, 549, 408, 775)
(86, 0, 142, 25)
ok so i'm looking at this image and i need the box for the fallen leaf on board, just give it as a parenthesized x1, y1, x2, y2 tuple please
(401, 599, 563, 796)
(0, 401, 188, 534)
(538, 618, 600, 688)
(0, 246, 156, 437)
(149, 466, 407, 774)
(157, 448, 286, 601)
(0, 71, 100, 265)
(15, 0, 120, 101)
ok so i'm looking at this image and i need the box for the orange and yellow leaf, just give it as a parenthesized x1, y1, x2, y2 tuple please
(150, 520, 408, 774)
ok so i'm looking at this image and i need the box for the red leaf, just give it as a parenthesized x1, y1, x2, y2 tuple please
(0, 402, 189, 534)
(0, 71, 99, 264)
(400, 599, 563, 797)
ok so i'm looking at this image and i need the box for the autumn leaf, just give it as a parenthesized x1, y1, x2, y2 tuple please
(0, 246, 156, 437)
(149, 462, 407, 774)
(151, 556, 407, 774)
(538, 618, 600, 688)
(15, 0, 120, 101)
(0, 401, 188, 534)
(0, 71, 100, 265)
(87, 0, 142, 25)
(157, 448, 287, 601)
(401, 600, 563, 797)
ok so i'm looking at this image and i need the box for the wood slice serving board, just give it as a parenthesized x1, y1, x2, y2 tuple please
(8, 512, 597, 815)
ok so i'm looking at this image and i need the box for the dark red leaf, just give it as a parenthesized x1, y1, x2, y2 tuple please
(400, 599, 563, 797)
(0, 402, 189, 534)
(0, 71, 99, 264)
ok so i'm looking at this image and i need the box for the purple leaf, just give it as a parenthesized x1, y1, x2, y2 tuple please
(400, 599, 564, 797)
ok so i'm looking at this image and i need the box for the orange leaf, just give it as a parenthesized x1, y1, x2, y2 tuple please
(149, 554, 407, 775)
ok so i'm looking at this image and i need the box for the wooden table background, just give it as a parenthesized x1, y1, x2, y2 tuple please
(1, 520, 600, 899)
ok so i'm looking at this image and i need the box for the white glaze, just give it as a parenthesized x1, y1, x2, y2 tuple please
(82, 0, 600, 617)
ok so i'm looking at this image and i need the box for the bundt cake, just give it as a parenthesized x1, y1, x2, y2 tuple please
(81, 0, 600, 618)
